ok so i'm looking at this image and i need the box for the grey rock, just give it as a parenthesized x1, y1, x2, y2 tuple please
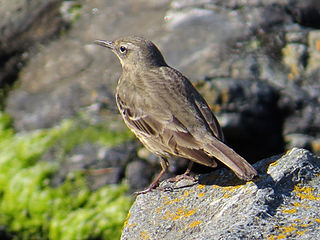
(286, 0, 320, 29)
(0, 0, 63, 53)
(45, 140, 138, 190)
(125, 160, 157, 193)
(285, 133, 314, 150)
(198, 78, 284, 161)
(5, 0, 170, 131)
(285, 30, 308, 44)
(161, 0, 291, 82)
(306, 30, 320, 75)
(280, 85, 320, 137)
(121, 148, 320, 240)
(282, 43, 307, 81)
(0, 0, 66, 87)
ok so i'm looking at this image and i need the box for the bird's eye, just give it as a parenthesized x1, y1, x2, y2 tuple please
(119, 46, 127, 53)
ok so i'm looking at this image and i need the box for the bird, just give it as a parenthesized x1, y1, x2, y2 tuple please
(94, 36, 258, 194)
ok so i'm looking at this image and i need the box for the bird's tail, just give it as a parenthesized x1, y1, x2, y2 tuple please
(205, 139, 258, 181)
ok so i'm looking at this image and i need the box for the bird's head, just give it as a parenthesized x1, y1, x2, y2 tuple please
(94, 36, 167, 69)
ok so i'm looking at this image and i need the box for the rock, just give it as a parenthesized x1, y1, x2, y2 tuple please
(125, 160, 157, 193)
(121, 148, 320, 240)
(5, 0, 170, 131)
(198, 78, 284, 161)
(45, 140, 138, 190)
(0, 0, 66, 87)
(285, 133, 314, 150)
(0, 0, 64, 54)
(161, 0, 291, 82)
(306, 30, 320, 75)
(282, 43, 307, 81)
(285, 134, 320, 155)
(286, 0, 320, 29)
(280, 85, 320, 138)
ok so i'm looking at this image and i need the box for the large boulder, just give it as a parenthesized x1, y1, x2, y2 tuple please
(0, 0, 65, 88)
(121, 148, 320, 239)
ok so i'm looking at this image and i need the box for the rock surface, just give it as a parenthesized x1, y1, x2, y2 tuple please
(121, 148, 320, 240)
(0, 0, 66, 88)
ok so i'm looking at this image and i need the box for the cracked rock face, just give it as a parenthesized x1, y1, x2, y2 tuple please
(121, 148, 320, 240)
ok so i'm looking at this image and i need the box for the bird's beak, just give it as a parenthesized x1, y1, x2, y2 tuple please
(94, 40, 114, 49)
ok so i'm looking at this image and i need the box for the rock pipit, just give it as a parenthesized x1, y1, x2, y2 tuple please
(95, 36, 257, 194)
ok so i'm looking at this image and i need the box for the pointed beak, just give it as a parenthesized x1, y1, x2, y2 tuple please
(94, 40, 114, 49)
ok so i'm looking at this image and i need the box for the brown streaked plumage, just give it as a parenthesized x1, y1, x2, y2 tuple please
(95, 36, 257, 194)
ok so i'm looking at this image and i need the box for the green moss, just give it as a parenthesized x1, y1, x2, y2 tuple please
(60, 1, 83, 24)
(0, 112, 133, 239)
(53, 118, 133, 153)
(68, 2, 82, 21)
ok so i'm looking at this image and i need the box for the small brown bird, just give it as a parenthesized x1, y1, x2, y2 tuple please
(95, 36, 257, 194)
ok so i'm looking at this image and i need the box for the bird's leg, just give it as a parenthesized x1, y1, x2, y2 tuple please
(168, 161, 197, 183)
(135, 157, 169, 195)
(183, 161, 194, 176)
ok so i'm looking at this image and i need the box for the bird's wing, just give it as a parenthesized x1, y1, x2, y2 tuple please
(116, 92, 188, 136)
(154, 67, 224, 141)
(192, 88, 224, 141)
(182, 76, 257, 180)
(116, 92, 217, 167)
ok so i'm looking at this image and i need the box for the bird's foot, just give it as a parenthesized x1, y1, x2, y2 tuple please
(168, 174, 197, 183)
(134, 181, 160, 195)
(135, 173, 197, 195)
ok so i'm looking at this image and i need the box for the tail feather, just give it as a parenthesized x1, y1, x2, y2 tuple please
(205, 139, 258, 181)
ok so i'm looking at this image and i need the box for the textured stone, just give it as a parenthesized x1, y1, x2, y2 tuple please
(282, 43, 307, 80)
(306, 30, 320, 74)
(5, 0, 169, 130)
(198, 78, 283, 161)
(121, 148, 320, 239)
(0, 0, 65, 87)
(125, 160, 156, 193)
(45, 140, 138, 190)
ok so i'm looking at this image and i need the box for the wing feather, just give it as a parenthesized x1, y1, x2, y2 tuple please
(192, 89, 224, 141)
(116, 91, 217, 166)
